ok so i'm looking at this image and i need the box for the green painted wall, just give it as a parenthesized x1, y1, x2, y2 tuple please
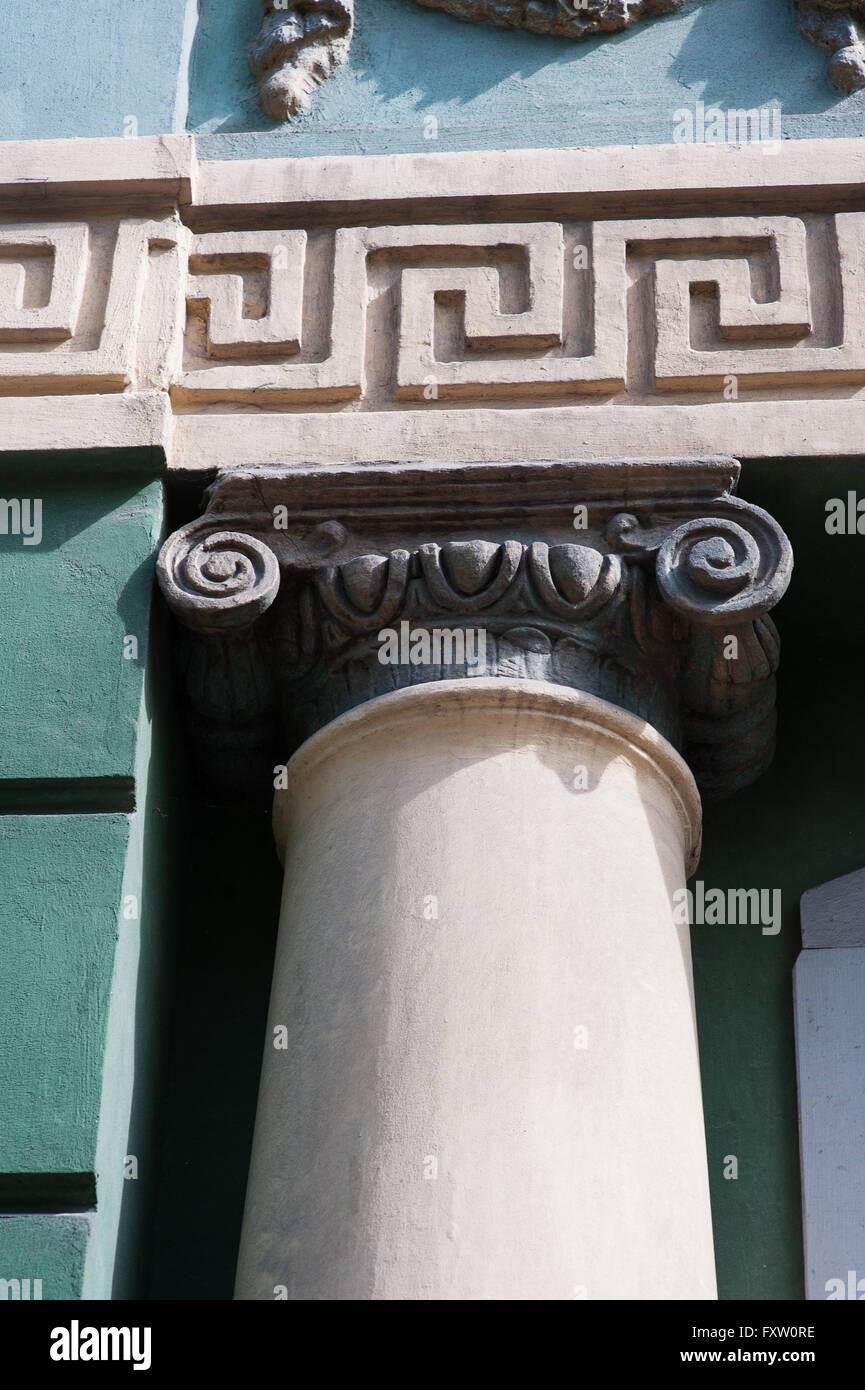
(86, 591, 184, 1301)
(0, 814, 131, 1183)
(0, 472, 163, 789)
(692, 456, 865, 1300)
(144, 458, 865, 1301)
(0, 1216, 90, 1301)
(0, 460, 177, 1300)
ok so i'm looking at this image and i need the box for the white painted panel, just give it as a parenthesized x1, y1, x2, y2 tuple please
(794, 947, 865, 1300)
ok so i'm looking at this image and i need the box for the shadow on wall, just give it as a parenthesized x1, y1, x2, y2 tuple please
(189, 0, 568, 135)
(188, 0, 862, 150)
(671, 0, 864, 116)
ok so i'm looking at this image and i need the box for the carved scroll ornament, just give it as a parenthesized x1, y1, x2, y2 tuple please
(157, 458, 792, 803)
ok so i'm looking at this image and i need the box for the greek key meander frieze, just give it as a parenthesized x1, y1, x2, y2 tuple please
(177, 214, 865, 403)
(0, 216, 186, 394)
(156, 459, 792, 803)
(4, 212, 865, 404)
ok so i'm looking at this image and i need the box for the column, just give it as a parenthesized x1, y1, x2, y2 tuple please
(156, 456, 793, 1301)
(238, 678, 711, 1299)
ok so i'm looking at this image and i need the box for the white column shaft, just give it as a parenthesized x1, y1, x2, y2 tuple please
(236, 679, 715, 1301)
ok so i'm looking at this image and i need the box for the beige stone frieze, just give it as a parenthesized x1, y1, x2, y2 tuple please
(2, 135, 865, 462)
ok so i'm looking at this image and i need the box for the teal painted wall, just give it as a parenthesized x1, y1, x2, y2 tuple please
(0, 1216, 90, 1301)
(2, 0, 865, 155)
(86, 591, 184, 1300)
(0, 475, 163, 788)
(0, 0, 196, 140)
(0, 814, 131, 1183)
(191, 0, 865, 159)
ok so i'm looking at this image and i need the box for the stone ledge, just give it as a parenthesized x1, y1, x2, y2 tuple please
(173, 399, 865, 468)
(0, 393, 172, 457)
(192, 138, 865, 224)
(0, 134, 196, 213)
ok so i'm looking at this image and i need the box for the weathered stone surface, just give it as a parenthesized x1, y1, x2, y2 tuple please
(157, 457, 792, 801)
(413, 0, 689, 40)
(249, 0, 354, 122)
(4, 135, 865, 463)
(0, 216, 186, 395)
(798, 1, 865, 91)
(176, 213, 865, 407)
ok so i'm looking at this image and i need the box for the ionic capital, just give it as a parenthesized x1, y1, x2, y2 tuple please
(157, 456, 792, 800)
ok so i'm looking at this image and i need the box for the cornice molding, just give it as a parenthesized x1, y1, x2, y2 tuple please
(157, 457, 791, 802)
(190, 138, 865, 220)
(0, 134, 195, 215)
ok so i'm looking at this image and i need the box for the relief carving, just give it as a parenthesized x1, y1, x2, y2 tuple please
(797, 1, 865, 91)
(157, 458, 792, 802)
(174, 215, 865, 409)
(249, 0, 354, 121)
(3, 209, 864, 413)
(412, 0, 689, 40)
